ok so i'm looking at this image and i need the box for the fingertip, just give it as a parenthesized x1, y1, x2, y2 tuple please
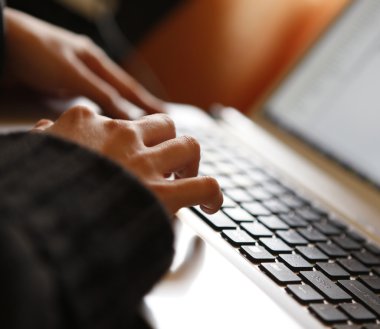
(33, 119, 54, 131)
(200, 205, 218, 214)
(200, 186, 223, 214)
(217, 190, 224, 209)
(203, 176, 223, 199)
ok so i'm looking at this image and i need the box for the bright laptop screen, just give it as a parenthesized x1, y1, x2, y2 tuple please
(266, 0, 380, 187)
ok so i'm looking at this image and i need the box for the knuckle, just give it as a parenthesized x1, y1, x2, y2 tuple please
(78, 34, 94, 47)
(122, 125, 139, 141)
(36, 119, 51, 126)
(63, 105, 95, 120)
(158, 113, 176, 137)
(104, 119, 123, 131)
(106, 120, 140, 140)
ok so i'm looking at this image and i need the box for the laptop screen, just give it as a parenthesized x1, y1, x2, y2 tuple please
(265, 0, 380, 187)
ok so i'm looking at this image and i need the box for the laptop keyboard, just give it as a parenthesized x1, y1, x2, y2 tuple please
(180, 126, 380, 329)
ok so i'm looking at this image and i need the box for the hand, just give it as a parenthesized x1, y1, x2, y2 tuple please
(4, 8, 164, 119)
(33, 106, 223, 214)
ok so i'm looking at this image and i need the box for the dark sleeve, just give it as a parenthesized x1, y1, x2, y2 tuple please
(0, 132, 174, 329)
(0, 0, 5, 76)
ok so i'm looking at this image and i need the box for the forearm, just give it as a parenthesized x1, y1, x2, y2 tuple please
(3, 7, 56, 84)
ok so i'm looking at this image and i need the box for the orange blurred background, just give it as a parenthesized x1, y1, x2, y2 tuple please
(127, 0, 348, 113)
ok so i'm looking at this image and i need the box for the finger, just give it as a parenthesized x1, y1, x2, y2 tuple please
(81, 51, 165, 115)
(68, 57, 135, 119)
(136, 113, 176, 146)
(158, 176, 223, 214)
(32, 119, 54, 131)
(149, 136, 200, 178)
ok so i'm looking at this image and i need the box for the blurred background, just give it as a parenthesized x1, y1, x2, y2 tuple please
(8, 0, 348, 113)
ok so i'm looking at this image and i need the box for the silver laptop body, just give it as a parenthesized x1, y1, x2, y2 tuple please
(146, 1, 380, 328)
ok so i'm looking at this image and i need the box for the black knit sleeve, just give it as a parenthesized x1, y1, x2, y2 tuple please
(0, 132, 174, 329)
(0, 0, 5, 76)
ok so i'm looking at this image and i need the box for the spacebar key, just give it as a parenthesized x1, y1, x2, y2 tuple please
(338, 280, 380, 317)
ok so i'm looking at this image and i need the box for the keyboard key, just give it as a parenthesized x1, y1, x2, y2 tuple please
(247, 187, 272, 201)
(222, 229, 256, 246)
(229, 173, 254, 188)
(297, 207, 323, 222)
(365, 243, 380, 256)
(373, 266, 380, 276)
(217, 162, 239, 175)
(300, 271, 351, 302)
(339, 303, 376, 323)
(263, 182, 288, 196)
(313, 222, 342, 236)
(201, 152, 224, 164)
(194, 208, 237, 230)
(261, 262, 301, 285)
(352, 251, 380, 267)
(240, 245, 275, 263)
(346, 230, 366, 243)
(260, 238, 293, 254)
(298, 228, 328, 242)
(221, 195, 237, 208)
(261, 199, 290, 214)
(241, 222, 273, 238)
(280, 213, 308, 228)
(241, 202, 271, 216)
(215, 175, 234, 189)
(333, 236, 362, 251)
(333, 325, 361, 329)
(277, 230, 308, 246)
(199, 163, 216, 176)
(363, 324, 380, 329)
(243, 169, 263, 182)
(359, 275, 380, 293)
(258, 215, 289, 230)
(224, 188, 252, 203)
(230, 157, 259, 172)
(309, 304, 348, 324)
(328, 217, 348, 230)
(316, 242, 348, 258)
(222, 208, 254, 222)
(338, 280, 380, 317)
(338, 259, 370, 275)
(249, 169, 272, 182)
(278, 254, 313, 271)
(296, 246, 329, 262)
(279, 193, 306, 209)
(287, 284, 323, 304)
(316, 262, 350, 280)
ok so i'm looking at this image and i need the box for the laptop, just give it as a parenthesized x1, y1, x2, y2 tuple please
(145, 1, 380, 328)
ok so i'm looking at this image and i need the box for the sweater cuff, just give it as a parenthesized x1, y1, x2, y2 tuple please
(0, 132, 175, 328)
(0, 1, 5, 77)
